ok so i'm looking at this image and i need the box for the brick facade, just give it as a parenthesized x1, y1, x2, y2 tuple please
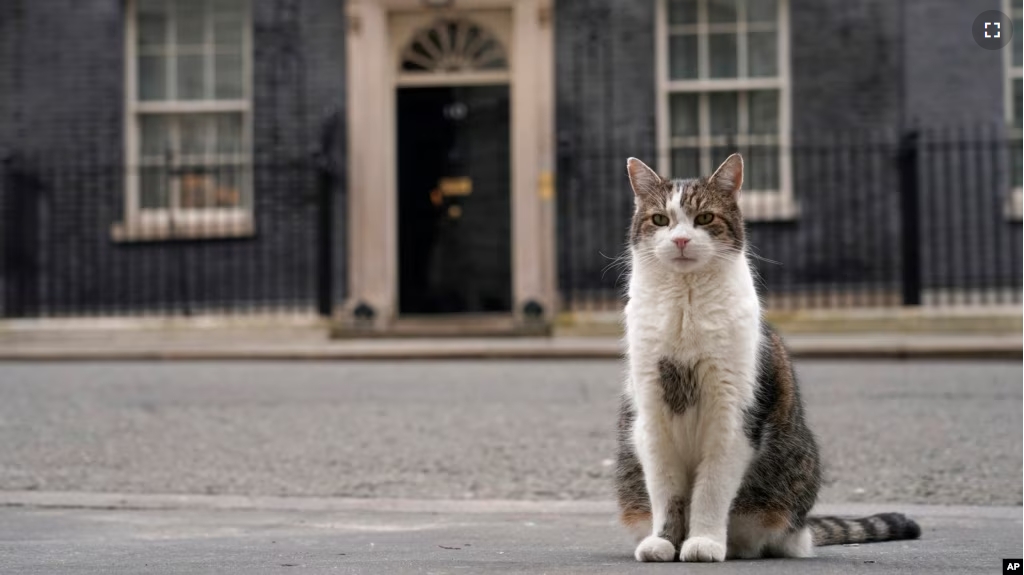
(0, 0, 1019, 316)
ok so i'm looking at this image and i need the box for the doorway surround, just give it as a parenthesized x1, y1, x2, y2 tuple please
(342, 0, 556, 332)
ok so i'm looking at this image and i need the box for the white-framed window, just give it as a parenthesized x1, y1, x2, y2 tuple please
(118, 0, 252, 241)
(656, 0, 794, 220)
(1005, 0, 1022, 219)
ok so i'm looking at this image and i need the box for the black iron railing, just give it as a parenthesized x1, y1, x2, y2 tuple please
(557, 127, 1023, 311)
(0, 127, 1020, 319)
(0, 155, 333, 318)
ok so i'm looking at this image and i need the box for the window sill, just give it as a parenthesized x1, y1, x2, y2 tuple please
(1007, 188, 1022, 221)
(739, 192, 800, 222)
(111, 216, 254, 242)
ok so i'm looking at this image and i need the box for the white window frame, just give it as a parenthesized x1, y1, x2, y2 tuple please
(655, 0, 796, 220)
(1005, 0, 1022, 220)
(115, 0, 254, 241)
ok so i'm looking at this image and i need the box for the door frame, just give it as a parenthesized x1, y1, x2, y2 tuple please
(343, 0, 556, 329)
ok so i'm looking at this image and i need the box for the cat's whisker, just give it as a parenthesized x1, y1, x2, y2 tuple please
(744, 244, 782, 266)
(601, 250, 638, 280)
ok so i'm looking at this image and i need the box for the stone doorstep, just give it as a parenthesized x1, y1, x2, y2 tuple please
(329, 314, 552, 339)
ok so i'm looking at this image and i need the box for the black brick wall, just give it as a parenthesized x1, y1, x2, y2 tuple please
(555, 0, 658, 300)
(0, 0, 347, 316)
(1, 0, 1019, 315)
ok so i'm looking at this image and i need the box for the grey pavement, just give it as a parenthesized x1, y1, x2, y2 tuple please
(0, 360, 1019, 505)
(0, 359, 1021, 574)
(0, 498, 1020, 574)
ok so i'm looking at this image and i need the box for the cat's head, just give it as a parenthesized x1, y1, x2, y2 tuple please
(626, 154, 745, 273)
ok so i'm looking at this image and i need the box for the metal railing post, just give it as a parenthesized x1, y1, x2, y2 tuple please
(898, 130, 922, 306)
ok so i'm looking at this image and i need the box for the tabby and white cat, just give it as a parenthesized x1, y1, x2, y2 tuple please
(616, 155, 920, 562)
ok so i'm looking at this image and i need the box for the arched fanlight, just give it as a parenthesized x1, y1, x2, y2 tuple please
(400, 18, 508, 73)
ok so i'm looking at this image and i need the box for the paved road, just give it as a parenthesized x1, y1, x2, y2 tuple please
(0, 360, 1019, 505)
(1, 498, 1019, 574)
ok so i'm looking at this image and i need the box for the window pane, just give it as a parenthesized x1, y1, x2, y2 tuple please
(137, 0, 168, 49)
(215, 114, 243, 154)
(745, 146, 779, 189)
(748, 90, 779, 134)
(213, 0, 244, 50)
(668, 0, 697, 25)
(669, 34, 698, 79)
(708, 33, 738, 78)
(708, 0, 738, 24)
(176, 0, 206, 48)
(215, 53, 243, 99)
(140, 167, 169, 209)
(748, 31, 777, 77)
(138, 55, 167, 100)
(709, 91, 738, 135)
(140, 115, 170, 157)
(746, 0, 777, 23)
(177, 54, 206, 99)
(708, 147, 735, 174)
(1015, 17, 1022, 67)
(671, 148, 701, 179)
(213, 166, 243, 207)
(179, 115, 211, 157)
(670, 93, 699, 137)
(180, 171, 216, 208)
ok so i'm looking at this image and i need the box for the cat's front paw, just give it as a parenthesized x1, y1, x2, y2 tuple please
(634, 535, 676, 562)
(680, 536, 726, 562)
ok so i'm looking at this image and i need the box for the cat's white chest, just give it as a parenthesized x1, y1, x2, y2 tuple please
(630, 290, 753, 362)
(625, 258, 762, 431)
(671, 296, 725, 344)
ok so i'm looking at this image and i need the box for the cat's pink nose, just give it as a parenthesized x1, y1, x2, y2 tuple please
(673, 237, 690, 250)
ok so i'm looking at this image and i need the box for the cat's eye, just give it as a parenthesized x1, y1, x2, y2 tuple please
(651, 214, 669, 226)
(694, 213, 714, 225)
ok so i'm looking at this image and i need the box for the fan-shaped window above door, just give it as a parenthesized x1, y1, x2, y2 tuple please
(400, 18, 508, 73)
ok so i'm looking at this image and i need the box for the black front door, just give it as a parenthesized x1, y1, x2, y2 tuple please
(397, 85, 512, 314)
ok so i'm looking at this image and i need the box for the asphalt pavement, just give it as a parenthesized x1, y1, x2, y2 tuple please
(0, 359, 1020, 574)
(1, 497, 1020, 574)
(0, 360, 1019, 504)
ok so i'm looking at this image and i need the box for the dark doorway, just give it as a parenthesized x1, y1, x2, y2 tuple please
(397, 85, 512, 315)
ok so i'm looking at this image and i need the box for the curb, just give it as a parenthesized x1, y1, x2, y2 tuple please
(0, 335, 1019, 361)
(1, 490, 1018, 520)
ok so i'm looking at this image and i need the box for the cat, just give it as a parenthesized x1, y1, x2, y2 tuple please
(615, 154, 920, 562)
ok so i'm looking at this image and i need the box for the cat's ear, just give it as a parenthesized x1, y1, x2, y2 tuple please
(709, 153, 744, 198)
(626, 157, 662, 197)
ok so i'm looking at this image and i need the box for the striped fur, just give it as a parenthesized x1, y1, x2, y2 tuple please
(807, 513, 921, 546)
(618, 156, 921, 562)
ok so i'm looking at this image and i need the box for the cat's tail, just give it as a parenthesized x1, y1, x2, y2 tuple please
(807, 513, 921, 546)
